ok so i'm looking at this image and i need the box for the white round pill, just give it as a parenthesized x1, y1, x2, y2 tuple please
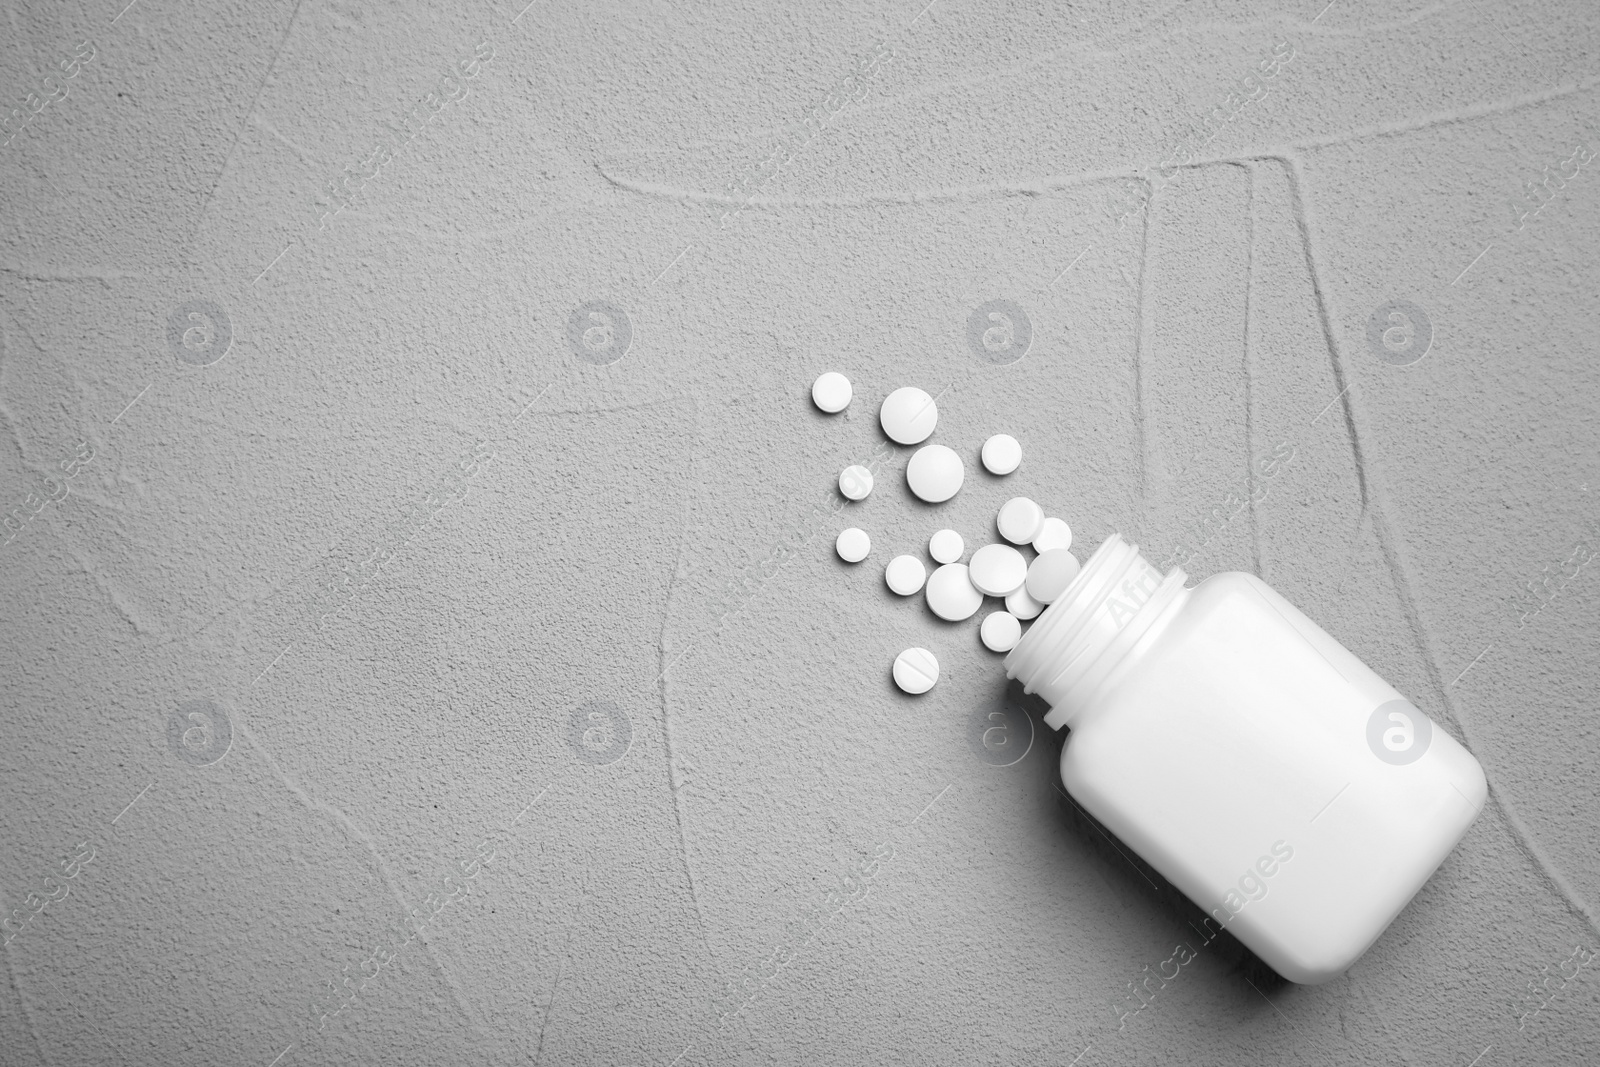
(929, 529, 964, 564)
(925, 563, 983, 621)
(997, 497, 1045, 545)
(906, 445, 964, 503)
(968, 543, 1028, 597)
(1032, 516, 1072, 554)
(880, 386, 938, 445)
(885, 555, 927, 596)
(980, 611, 1023, 653)
(836, 527, 871, 563)
(839, 464, 874, 501)
(893, 647, 940, 694)
(981, 434, 1022, 476)
(812, 372, 852, 413)
(1006, 585, 1044, 620)
(1026, 548, 1081, 604)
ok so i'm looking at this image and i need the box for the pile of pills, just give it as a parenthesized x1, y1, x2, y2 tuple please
(812, 371, 1081, 695)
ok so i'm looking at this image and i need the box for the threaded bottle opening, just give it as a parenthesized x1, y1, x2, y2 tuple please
(1004, 534, 1185, 729)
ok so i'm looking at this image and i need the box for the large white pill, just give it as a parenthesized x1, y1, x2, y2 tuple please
(997, 497, 1045, 545)
(925, 563, 983, 621)
(839, 464, 874, 501)
(906, 445, 964, 503)
(980, 611, 1022, 653)
(1006, 585, 1044, 620)
(981, 434, 1022, 476)
(893, 647, 939, 694)
(1032, 516, 1072, 554)
(968, 544, 1028, 597)
(929, 529, 964, 564)
(836, 527, 871, 563)
(812, 372, 852, 413)
(885, 555, 927, 596)
(1026, 548, 1081, 604)
(880, 387, 938, 445)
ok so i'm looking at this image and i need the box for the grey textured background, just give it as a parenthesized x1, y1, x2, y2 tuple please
(2, 0, 1598, 1064)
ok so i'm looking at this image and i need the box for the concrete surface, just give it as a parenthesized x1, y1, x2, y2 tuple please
(2, 0, 1599, 1064)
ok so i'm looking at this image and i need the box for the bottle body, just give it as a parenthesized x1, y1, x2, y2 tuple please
(1007, 536, 1486, 984)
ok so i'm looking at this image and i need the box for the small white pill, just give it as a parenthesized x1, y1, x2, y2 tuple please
(925, 563, 983, 621)
(980, 611, 1022, 653)
(812, 372, 852, 413)
(880, 386, 938, 445)
(997, 497, 1045, 545)
(893, 647, 940, 694)
(968, 544, 1028, 597)
(981, 434, 1022, 476)
(839, 464, 874, 501)
(885, 555, 927, 596)
(1006, 585, 1045, 620)
(906, 445, 964, 503)
(929, 529, 964, 564)
(836, 527, 871, 563)
(1026, 548, 1081, 604)
(1032, 516, 1072, 554)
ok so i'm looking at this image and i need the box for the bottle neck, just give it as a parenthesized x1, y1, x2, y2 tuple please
(1004, 533, 1188, 730)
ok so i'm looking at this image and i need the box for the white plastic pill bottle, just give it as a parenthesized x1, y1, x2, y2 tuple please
(1006, 534, 1486, 984)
